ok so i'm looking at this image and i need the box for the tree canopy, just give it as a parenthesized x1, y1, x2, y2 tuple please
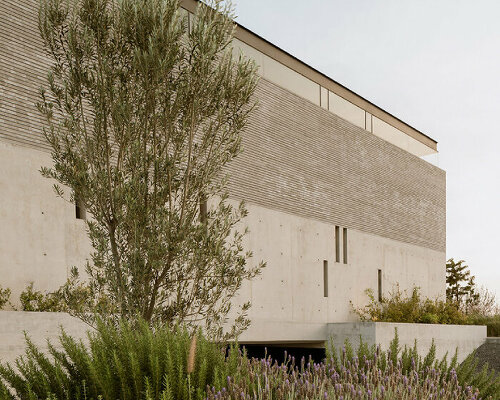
(446, 258, 479, 312)
(37, 0, 263, 339)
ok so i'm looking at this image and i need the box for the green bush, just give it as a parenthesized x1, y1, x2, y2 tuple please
(326, 329, 500, 399)
(352, 286, 500, 338)
(352, 286, 470, 325)
(0, 286, 11, 310)
(0, 323, 498, 399)
(0, 320, 242, 400)
(19, 283, 66, 312)
(468, 314, 500, 337)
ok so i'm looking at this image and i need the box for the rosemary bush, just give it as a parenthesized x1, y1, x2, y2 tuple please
(0, 320, 239, 400)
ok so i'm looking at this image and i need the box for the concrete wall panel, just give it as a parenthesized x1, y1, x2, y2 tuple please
(231, 202, 446, 328)
(328, 322, 487, 363)
(0, 311, 90, 365)
(0, 313, 485, 363)
(0, 141, 91, 305)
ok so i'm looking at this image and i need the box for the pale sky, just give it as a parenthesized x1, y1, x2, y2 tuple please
(233, 0, 500, 296)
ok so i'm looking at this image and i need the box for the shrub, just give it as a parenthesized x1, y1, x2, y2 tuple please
(0, 286, 11, 310)
(352, 286, 469, 325)
(326, 330, 500, 399)
(207, 331, 499, 399)
(352, 286, 500, 338)
(0, 323, 498, 399)
(468, 314, 500, 337)
(0, 319, 241, 400)
(19, 283, 66, 312)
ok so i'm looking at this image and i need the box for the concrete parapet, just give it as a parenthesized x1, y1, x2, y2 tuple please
(0, 312, 488, 366)
(486, 337, 500, 345)
(0, 311, 91, 365)
(327, 322, 487, 363)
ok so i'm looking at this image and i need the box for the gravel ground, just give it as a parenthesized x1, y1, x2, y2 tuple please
(473, 339, 500, 375)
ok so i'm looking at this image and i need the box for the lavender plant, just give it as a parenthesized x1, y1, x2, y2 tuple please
(206, 354, 484, 400)
(206, 331, 499, 400)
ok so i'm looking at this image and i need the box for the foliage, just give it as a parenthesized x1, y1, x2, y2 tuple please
(351, 286, 469, 325)
(0, 286, 11, 310)
(468, 314, 500, 337)
(0, 319, 243, 400)
(37, 0, 263, 337)
(207, 330, 499, 399)
(0, 324, 497, 399)
(446, 258, 479, 312)
(19, 283, 66, 312)
(466, 286, 500, 316)
(352, 285, 500, 337)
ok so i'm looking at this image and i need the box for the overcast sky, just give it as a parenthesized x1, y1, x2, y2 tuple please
(233, 0, 500, 296)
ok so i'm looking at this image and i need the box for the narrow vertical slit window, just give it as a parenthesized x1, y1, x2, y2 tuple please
(75, 197, 86, 220)
(335, 226, 340, 263)
(378, 269, 383, 302)
(343, 227, 348, 264)
(199, 198, 207, 223)
(323, 260, 328, 297)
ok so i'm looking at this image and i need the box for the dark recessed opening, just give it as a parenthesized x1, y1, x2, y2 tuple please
(343, 227, 348, 264)
(199, 199, 207, 223)
(378, 269, 383, 302)
(335, 226, 340, 263)
(323, 260, 328, 297)
(75, 198, 86, 220)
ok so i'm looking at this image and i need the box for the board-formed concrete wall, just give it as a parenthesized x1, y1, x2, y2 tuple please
(228, 79, 446, 253)
(328, 322, 487, 363)
(0, 0, 445, 253)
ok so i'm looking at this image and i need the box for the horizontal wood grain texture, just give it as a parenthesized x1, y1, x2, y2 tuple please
(0, 0, 445, 252)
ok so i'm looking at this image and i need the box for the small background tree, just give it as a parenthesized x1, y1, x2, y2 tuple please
(37, 0, 263, 339)
(446, 258, 479, 313)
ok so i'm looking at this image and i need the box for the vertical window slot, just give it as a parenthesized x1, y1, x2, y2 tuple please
(335, 226, 340, 263)
(343, 227, 348, 264)
(378, 269, 383, 302)
(323, 260, 328, 297)
(199, 199, 207, 223)
(75, 198, 86, 220)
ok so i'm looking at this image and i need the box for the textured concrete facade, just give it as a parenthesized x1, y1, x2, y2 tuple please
(231, 80, 445, 253)
(0, 0, 445, 253)
(0, 313, 486, 365)
(232, 202, 446, 331)
(0, 141, 92, 303)
(0, 311, 90, 365)
(0, 0, 447, 346)
(328, 322, 487, 363)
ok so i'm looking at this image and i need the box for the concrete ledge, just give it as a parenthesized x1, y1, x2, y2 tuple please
(0, 311, 91, 365)
(238, 320, 327, 347)
(0, 312, 489, 365)
(327, 322, 487, 363)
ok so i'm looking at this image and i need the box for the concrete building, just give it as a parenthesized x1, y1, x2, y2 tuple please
(0, 0, 446, 347)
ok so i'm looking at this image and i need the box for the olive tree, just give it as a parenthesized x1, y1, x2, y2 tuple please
(37, 0, 263, 338)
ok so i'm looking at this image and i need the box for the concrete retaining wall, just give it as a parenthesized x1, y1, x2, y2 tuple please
(328, 322, 487, 363)
(0, 311, 91, 365)
(0, 312, 488, 366)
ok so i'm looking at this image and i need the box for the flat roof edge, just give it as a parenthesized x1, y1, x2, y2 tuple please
(180, 0, 438, 152)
